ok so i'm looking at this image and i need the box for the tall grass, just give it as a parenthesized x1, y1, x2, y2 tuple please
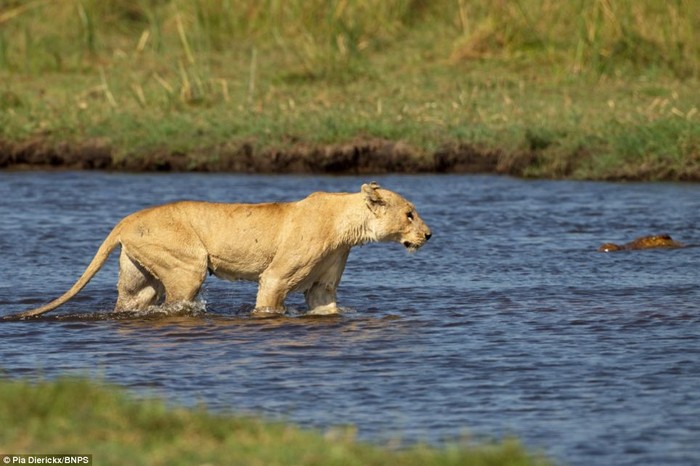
(1, 0, 698, 79)
(449, 0, 699, 77)
(0, 0, 411, 83)
(1, 0, 697, 102)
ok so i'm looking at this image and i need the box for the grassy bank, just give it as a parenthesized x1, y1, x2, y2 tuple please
(1, 0, 699, 179)
(0, 378, 551, 466)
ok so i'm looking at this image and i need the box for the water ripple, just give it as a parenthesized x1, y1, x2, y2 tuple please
(1, 173, 700, 466)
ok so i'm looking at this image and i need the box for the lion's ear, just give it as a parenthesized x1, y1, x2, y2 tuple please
(362, 182, 385, 210)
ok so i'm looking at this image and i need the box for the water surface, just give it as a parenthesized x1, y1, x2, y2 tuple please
(1, 172, 699, 466)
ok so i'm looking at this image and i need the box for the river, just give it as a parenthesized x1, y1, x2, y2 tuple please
(1, 172, 699, 465)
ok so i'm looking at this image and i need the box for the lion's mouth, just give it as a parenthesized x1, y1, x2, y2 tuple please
(403, 241, 420, 251)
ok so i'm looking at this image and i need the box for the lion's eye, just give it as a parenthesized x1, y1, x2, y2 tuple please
(406, 212, 414, 222)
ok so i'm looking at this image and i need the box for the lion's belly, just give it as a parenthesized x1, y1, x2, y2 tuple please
(207, 252, 270, 283)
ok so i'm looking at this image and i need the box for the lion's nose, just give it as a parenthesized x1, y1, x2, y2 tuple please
(425, 232, 432, 241)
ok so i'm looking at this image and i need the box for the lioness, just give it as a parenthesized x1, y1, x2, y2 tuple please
(16, 182, 431, 318)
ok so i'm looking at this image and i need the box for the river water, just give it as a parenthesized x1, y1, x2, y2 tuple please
(1, 172, 699, 465)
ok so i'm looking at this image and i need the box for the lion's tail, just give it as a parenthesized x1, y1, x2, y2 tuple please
(13, 224, 123, 319)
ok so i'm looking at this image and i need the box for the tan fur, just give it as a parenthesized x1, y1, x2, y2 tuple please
(17, 182, 431, 318)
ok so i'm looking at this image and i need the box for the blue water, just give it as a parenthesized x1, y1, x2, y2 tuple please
(1, 172, 699, 465)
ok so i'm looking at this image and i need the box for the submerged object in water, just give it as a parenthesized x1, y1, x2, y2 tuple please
(598, 234, 683, 252)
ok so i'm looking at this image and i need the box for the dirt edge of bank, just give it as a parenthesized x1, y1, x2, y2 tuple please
(1, 137, 698, 181)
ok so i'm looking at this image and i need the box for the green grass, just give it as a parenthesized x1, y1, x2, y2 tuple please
(1, 0, 699, 179)
(0, 377, 551, 466)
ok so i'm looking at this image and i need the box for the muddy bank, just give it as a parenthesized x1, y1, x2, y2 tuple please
(1, 137, 699, 181)
(0, 137, 520, 175)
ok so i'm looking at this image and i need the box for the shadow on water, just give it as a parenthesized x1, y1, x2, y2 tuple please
(1, 301, 397, 329)
(3, 302, 206, 322)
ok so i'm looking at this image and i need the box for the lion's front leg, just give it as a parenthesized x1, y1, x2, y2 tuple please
(304, 248, 349, 315)
(304, 283, 339, 315)
(254, 274, 288, 316)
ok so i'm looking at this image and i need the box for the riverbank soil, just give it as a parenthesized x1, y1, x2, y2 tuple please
(0, 136, 530, 176)
(1, 1, 699, 180)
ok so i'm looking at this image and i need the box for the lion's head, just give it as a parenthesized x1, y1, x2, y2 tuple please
(362, 182, 432, 252)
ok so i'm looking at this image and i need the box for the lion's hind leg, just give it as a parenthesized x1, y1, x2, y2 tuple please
(115, 250, 163, 311)
(121, 241, 208, 307)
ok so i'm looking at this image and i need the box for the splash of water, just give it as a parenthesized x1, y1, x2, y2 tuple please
(1, 301, 208, 322)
